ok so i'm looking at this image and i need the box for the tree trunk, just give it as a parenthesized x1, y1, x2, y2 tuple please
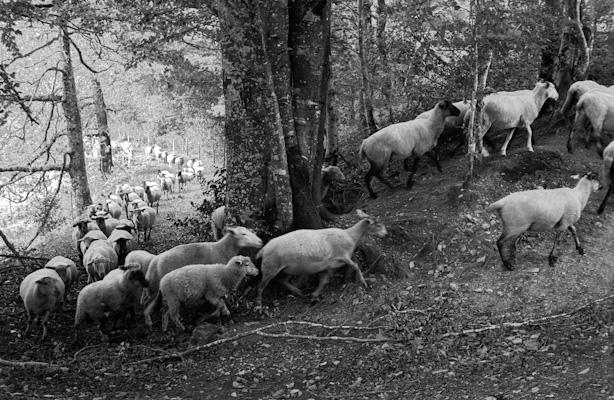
(569, 0, 591, 79)
(92, 77, 113, 174)
(376, 0, 392, 122)
(60, 25, 91, 213)
(539, 0, 563, 81)
(325, 85, 339, 164)
(357, 0, 378, 135)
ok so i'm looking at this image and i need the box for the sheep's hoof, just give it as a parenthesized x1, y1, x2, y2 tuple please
(577, 247, 585, 256)
(548, 255, 558, 267)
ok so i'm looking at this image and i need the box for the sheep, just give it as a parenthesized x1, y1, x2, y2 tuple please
(78, 230, 108, 257)
(102, 263, 147, 324)
(107, 229, 136, 266)
(557, 80, 614, 125)
(143, 226, 263, 325)
(125, 249, 156, 276)
(569, 91, 614, 156)
(256, 210, 387, 305)
(210, 205, 228, 241)
(144, 145, 152, 157)
(186, 158, 196, 169)
(44, 256, 79, 297)
(160, 150, 168, 162)
(146, 256, 258, 331)
(131, 186, 146, 202)
(19, 268, 65, 340)
(116, 219, 135, 233)
(74, 265, 149, 342)
(166, 153, 175, 167)
(158, 175, 174, 199)
(71, 217, 100, 262)
(104, 199, 122, 219)
(82, 237, 118, 283)
(115, 183, 132, 196)
(177, 171, 194, 192)
(477, 81, 559, 157)
(127, 199, 148, 219)
(488, 172, 600, 270)
(153, 145, 162, 160)
(108, 193, 124, 208)
(597, 140, 614, 214)
(144, 182, 162, 213)
(194, 166, 205, 182)
(174, 156, 184, 170)
(320, 165, 346, 200)
(132, 206, 156, 243)
(91, 211, 121, 237)
(359, 100, 461, 198)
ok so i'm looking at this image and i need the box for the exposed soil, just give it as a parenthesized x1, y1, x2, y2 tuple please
(1, 119, 613, 400)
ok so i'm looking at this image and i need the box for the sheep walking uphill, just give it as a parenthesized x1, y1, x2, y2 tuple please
(146, 256, 259, 332)
(256, 210, 387, 305)
(143, 226, 262, 325)
(488, 172, 600, 270)
(478, 81, 559, 156)
(569, 91, 614, 156)
(20, 268, 65, 340)
(598, 141, 614, 214)
(359, 100, 460, 198)
(556, 80, 614, 127)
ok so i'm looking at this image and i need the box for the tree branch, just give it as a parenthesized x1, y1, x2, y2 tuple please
(0, 164, 64, 173)
(68, 36, 100, 74)
(0, 358, 65, 371)
(0, 229, 26, 267)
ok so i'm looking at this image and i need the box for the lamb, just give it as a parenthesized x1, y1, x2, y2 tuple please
(146, 256, 258, 331)
(91, 211, 121, 237)
(210, 205, 228, 241)
(74, 264, 149, 342)
(477, 81, 559, 156)
(143, 226, 263, 324)
(107, 229, 136, 266)
(19, 268, 65, 340)
(256, 210, 387, 305)
(82, 236, 118, 282)
(153, 145, 162, 160)
(44, 256, 79, 297)
(160, 150, 168, 162)
(488, 172, 600, 270)
(359, 100, 461, 198)
(127, 199, 148, 219)
(132, 206, 156, 243)
(569, 91, 614, 156)
(144, 182, 162, 213)
(597, 140, 614, 214)
(71, 217, 100, 262)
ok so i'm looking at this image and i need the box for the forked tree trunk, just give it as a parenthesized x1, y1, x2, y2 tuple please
(60, 25, 91, 212)
(92, 77, 113, 174)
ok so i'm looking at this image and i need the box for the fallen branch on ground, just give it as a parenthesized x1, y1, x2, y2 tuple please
(131, 320, 394, 365)
(442, 294, 614, 338)
(0, 358, 65, 371)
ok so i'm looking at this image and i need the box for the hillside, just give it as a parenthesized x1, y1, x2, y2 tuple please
(0, 120, 613, 400)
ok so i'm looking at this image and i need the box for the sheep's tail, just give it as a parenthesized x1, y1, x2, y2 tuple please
(487, 199, 505, 216)
(559, 87, 578, 116)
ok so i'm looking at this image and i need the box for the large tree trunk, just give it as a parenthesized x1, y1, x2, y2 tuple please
(60, 25, 91, 213)
(539, 0, 563, 81)
(376, 0, 392, 122)
(92, 77, 113, 174)
(357, 0, 378, 135)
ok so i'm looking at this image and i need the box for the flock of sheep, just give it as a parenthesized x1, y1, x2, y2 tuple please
(16, 78, 614, 344)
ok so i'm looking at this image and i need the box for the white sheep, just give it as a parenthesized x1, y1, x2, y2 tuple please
(72, 217, 100, 262)
(82, 237, 118, 282)
(256, 210, 387, 305)
(146, 256, 258, 331)
(104, 199, 122, 219)
(177, 171, 194, 191)
(78, 230, 108, 257)
(186, 158, 196, 169)
(557, 80, 614, 124)
(127, 199, 148, 219)
(359, 100, 461, 198)
(598, 140, 614, 214)
(174, 156, 184, 170)
(125, 249, 156, 276)
(132, 206, 156, 243)
(44, 256, 79, 297)
(108, 193, 124, 209)
(74, 265, 149, 342)
(107, 229, 136, 266)
(570, 91, 614, 156)
(19, 268, 65, 340)
(488, 172, 600, 270)
(132, 185, 146, 202)
(210, 205, 228, 241)
(477, 81, 559, 157)
(160, 150, 168, 162)
(153, 145, 162, 160)
(143, 226, 263, 325)
(91, 211, 121, 237)
(166, 153, 175, 167)
(158, 175, 174, 199)
(144, 182, 162, 213)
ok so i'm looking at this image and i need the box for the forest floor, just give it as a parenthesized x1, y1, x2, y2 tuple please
(0, 116, 613, 400)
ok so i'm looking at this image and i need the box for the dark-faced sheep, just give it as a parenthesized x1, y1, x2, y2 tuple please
(359, 100, 460, 198)
(489, 172, 600, 270)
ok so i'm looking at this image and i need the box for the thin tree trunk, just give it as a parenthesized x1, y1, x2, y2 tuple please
(60, 25, 91, 212)
(357, 0, 378, 134)
(539, 0, 563, 81)
(569, 0, 591, 79)
(325, 85, 339, 164)
(376, 0, 392, 122)
(92, 77, 112, 174)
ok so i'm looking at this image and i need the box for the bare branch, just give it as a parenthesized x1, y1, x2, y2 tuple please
(68, 36, 100, 74)
(6, 36, 59, 66)
(0, 94, 63, 102)
(0, 229, 26, 267)
(0, 164, 64, 173)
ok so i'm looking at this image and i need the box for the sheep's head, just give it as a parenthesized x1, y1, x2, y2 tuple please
(438, 100, 461, 117)
(322, 165, 346, 182)
(123, 266, 149, 288)
(537, 80, 559, 101)
(35, 276, 60, 296)
(228, 255, 259, 276)
(580, 171, 600, 192)
(72, 219, 90, 234)
(224, 226, 263, 249)
(356, 209, 387, 238)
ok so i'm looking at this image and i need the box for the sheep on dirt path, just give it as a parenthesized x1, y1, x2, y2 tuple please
(488, 172, 600, 270)
(359, 100, 460, 198)
(569, 91, 614, 156)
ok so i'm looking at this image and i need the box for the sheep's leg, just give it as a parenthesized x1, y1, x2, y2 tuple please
(365, 163, 392, 199)
(39, 310, 51, 341)
(406, 156, 420, 190)
(548, 231, 563, 267)
(496, 232, 518, 270)
(525, 125, 534, 153)
(310, 270, 331, 300)
(98, 318, 110, 342)
(426, 149, 442, 173)
(568, 225, 584, 255)
(499, 128, 517, 156)
(339, 258, 367, 288)
(24, 310, 33, 338)
(599, 183, 614, 213)
(277, 273, 306, 298)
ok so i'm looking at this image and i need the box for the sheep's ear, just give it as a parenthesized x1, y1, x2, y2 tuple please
(356, 209, 369, 219)
(224, 226, 238, 235)
(570, 174, 580, 180)
(119, 265, 128, 271)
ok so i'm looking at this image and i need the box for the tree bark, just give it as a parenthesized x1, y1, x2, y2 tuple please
(325, 85, 339, 164)
(60, 25, 92, 213)
(357, 0, 378, 135)
(539, 0, 563, 81)
(92, 77, 113, 174)
(376, 0, 392, 122)
(569, 0, 591, 79)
